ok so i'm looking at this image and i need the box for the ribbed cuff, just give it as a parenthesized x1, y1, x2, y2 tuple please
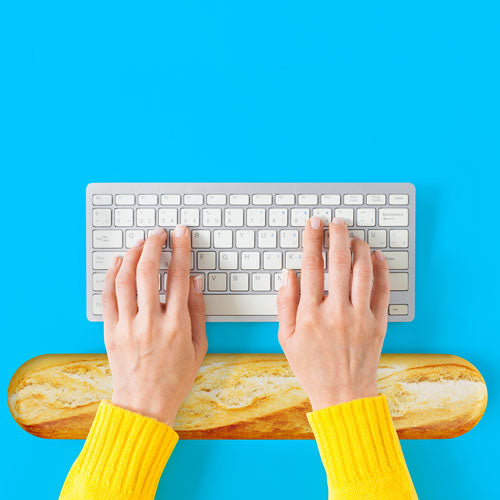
(71, 400, 178, 499)
(307, 395, 417, 499)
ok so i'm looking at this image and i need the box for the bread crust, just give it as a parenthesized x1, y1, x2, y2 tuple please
(7, 353, 487, 440)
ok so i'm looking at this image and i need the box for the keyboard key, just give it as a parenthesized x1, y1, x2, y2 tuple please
(280, 230, 299, 248)
(321, 194, 341, 205)
(225, 208, 244, 226)
(381, 251, 409, 269)
(276, 194, 295, 205)
(236, 230, 255, 248)
(368, 229, 387, 248)
(390, 229, 409, 248)
(192, 230, 211, 248)
(274, 272, 283, 291)
(389, 194, 409, 205)
(115, 194, 135, 205)
(298, 194, 318, 205)
(114, 208, 133, 227)
(230, 273, 249, 291)
(208, 273, 227, 291)
(147, 229, 167, 244)
(379, 208, 409, 226)
(312, 208, 332, 225)
(285, 252, 302, 270)
(252, 273, 271, 291)
(214, 230, 233, 248)
(93, 294, 103, 315)
(161, 194, 181, 205)
(92, 273, 106, 291)
(252, 194, 272, 205)
(220, 251, 238, 270)
(389, 273, 409, 291)
(136, 208, 156, 227)
(204, 295, 278, 316)
(180, 208, 200, 226)
(125, 230, 144, 248)
(348, 230, 365, 240)
(389, 304, 409, 315)
(158, 208, 178, 226)
(93, 194, 112, 205)
(184, 194, 204, 205)
(159, 252, 172, 269)
(93, 252, 125, 269)
(229, 194, 250, 205)
(269, 208, 288, 226)
(263, 252, 282, 270)
(356, 208, 376, 226)
(258, 230, 277, 248)
(366, 194, 386, 205)
(291, 208, 310, 227)
(93, 209, 112, 227)
(202, 208, 222, 226)
(198, 252, 216, 270)
(334, 208, 354, 226)
(247, 208, 266, 226)
(93, 230, 123, 248)
(207, 194, 227, 205)
(138, 194, 158, 205)
(241, 251, 260, 269)
(344, 194, 363, 205)
(191, 273, 205, 291)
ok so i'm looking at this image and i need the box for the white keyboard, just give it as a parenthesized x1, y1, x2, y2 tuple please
(87, 183, 415, 322)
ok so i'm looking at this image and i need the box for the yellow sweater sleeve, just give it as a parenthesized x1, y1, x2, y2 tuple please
(307, 395, 418, 500)
(59, 400, 178, 500)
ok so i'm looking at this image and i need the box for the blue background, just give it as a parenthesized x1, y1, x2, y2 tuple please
(1, 1, 499, 498)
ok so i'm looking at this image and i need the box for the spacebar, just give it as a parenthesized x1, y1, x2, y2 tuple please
(204, 294, 278, 316)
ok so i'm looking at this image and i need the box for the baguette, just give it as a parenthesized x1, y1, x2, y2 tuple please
(7, 353, 487, 440)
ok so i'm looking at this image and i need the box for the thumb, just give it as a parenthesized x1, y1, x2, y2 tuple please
(188, 275, 208, 361)
(277, 269, 299, 346)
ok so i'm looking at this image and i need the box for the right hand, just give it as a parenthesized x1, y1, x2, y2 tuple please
(277, 216, 391, 411)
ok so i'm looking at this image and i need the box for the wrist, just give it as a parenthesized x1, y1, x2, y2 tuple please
(308, 387, 378, 411)
(111, 393, 179, 426)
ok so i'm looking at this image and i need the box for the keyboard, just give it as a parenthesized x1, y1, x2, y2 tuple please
(87, 183, 415, 322)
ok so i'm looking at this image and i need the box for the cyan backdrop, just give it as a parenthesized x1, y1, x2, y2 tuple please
(1, 1, 498, 498)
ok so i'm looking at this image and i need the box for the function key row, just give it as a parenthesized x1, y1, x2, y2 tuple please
(92, 193, 409, 206)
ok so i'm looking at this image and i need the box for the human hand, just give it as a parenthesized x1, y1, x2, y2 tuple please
(101, 226, 207, 426)
(277, 217, 390, 411)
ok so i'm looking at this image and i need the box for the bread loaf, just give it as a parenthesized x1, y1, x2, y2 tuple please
(7, 353, 487, 440)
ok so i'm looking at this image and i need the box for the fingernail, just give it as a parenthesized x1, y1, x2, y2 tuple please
(310, 217, 322, 230)
(376, 251, 386, 262)
(152, 227, 165, 236)
(112, 256, 123, 267)
(132, 238, 144, 247)
(193, 275, 203, 293)
(332, 217, 345, 225)
(175, 225, 186, 237)
(281, 269, 289, 287)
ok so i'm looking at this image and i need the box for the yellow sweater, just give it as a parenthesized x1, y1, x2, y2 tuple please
(59, 395, 417, 499)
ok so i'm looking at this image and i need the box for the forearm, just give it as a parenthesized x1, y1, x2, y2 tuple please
(59, 400, 178, 500)
(307, 395, 418, 500)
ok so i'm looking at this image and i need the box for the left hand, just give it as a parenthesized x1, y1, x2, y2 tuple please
(102, 225, 207, 426)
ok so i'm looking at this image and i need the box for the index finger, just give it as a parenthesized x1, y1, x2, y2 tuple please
(166, 225, 192, 313)
(327, 217, 351, 306)
(300, 217, 325, 305)
(136, 228, 167, 313)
